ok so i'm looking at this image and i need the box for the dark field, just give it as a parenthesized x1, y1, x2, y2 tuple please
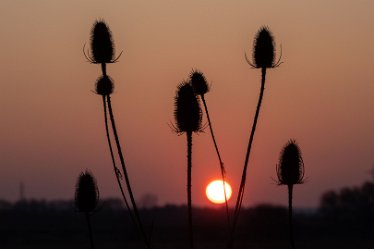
(0, 199, 373, 249)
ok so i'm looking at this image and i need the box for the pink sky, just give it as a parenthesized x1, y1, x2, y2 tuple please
(1, 0, 374, 208)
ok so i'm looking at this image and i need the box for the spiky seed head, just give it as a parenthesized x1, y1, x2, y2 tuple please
(276, 140, 305, 185)
(174, 82, 202, 133)
(75, 171, 99, 213)
(95, 75, 114, 96)
(90, 20, 114, 63)
(190, 70, 209, 96)
(253, 27, 275, 68)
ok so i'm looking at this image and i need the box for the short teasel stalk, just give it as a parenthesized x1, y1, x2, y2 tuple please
(85, 20, 150, 249)
(173, 82, 202, 249)
(190, 70, 230, 227)
(277, 140, 305, 249)
(228, 26, 282, 249)
(75, 171, 99, 249)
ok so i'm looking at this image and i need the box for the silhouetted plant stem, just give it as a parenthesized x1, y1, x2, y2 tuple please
(288, 184, 296, 249)
(187, 130, 194, 249)
(201, 95, 230, 226)
(101, 63, 107, 76)
(106, 95, 151, 249)
(85, 212, 95, 249)
(102, 95, 136, 224)
(228, 67, 267, 249)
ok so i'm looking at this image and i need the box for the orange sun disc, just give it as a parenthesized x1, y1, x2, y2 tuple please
(206, 180, 232, 204)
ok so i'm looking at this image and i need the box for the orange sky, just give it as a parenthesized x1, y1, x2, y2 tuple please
(1, 0, 374, 208)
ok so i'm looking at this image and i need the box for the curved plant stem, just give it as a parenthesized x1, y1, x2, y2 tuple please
(288, 184, 296, 249)
(201, 95, 230, 226)
(187, 131, 194, 249)
(102, 95, 136, 225)
(85, 212, 95, 249)
(106, 95, 151, 249)
(228, 67, 267, 249)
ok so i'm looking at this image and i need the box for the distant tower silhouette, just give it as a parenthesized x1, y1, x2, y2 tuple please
(19, 181, 25, 201)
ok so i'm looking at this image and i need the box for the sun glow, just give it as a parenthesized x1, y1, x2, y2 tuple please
(206, 180, 232, 204)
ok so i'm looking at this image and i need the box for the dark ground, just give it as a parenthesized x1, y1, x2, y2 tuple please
(0, 199, 373, 249)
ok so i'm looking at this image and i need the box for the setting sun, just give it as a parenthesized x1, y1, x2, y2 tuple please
(206, 180, 232, 204)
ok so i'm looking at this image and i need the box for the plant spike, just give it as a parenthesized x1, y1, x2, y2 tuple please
(228, 26, 281, 249)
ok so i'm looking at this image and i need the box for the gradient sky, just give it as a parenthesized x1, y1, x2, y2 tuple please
(1, 0, 374, 208)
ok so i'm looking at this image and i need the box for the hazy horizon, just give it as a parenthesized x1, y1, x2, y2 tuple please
(1, 0, 374, 209)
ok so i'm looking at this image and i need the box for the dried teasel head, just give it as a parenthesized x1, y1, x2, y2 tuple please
(245, 26, 282, 69)
(190, 70, 210, 96)
(84, 20, 122, 64)
(173, 82, 202, 134)
(95, 75, 114, 96)
(276, 140, 305, 186)
(75, 171, 99, 213)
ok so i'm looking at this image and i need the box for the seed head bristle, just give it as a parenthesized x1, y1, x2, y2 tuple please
(90, 20, 115, 63)
(276, 140, 305, 185)
(190, 70, 209, 96)
(252, 27, 276, 68)
(95, 75, 114, 96)
(174, 82, 202, 133)
(75, 171, 99, 213)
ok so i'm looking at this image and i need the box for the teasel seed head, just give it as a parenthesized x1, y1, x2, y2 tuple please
(84, 20, 122, 64)
(95, 75, 114, 96)
(190, 70, 210, 96)
(276, 140, 305, 186)
(174, 82, 202, 133)
(245, 26, 282, 68)
(75, 171, 99, 213)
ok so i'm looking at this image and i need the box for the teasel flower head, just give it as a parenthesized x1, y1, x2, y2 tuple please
(75, 171, 99, 213)
(173, 82, 202, 134)
(84, 20, 122, 64)
(190, 70, 210, 96)
(245, 26, 282, 68)
(95, 75, 114, 96)
(276, 140, 305, 185)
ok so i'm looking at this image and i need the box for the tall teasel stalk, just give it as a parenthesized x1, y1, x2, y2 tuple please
(85, 20, 150, 249)
(75, 171, 99, 249)
(228, 26, 282, 249)
(174, 82, 202, 249)
(276, 140, 305, 249)
(189, 70, 230, 226)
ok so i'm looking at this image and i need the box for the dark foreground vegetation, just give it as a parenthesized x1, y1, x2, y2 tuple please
(1, 181, 374, 249)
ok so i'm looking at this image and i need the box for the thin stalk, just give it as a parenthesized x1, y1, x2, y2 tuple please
(288, 184, 296, 249)
(201, 95, 230, 226)
(85, 212, 95, 249)
(102, 95, 136, 225)
(187, 131, 194, 249)
(228, 67, 267, 249)
(106, 95, 151, 249)
(101, 63, 107, 76)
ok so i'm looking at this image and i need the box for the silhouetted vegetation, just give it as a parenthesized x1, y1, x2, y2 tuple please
(276, 140, 305, 249)
(173, 82, 203, 249)
(1, 198, 373, 248)
(190, 70, 230, 226)
(229, 26, 282, 249)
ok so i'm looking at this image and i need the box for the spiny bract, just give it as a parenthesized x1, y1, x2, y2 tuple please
(90, 20, 115, 63)
(95, 75, 114, 96)
(75, 171, 99, 213)
(174, 83, 202, 133)
(252, 27, 276, 68)
(276, 140, 305, 185)
(190, 70, 209, 96)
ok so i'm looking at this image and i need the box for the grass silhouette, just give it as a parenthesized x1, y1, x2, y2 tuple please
(189, 70, 230, 227)
(228, 26, 282, 249)
(85, 20, 151, 249)
(276, 140, 305, 249)
(75, 171, 99, 249)
(173, 82, 202, 249)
